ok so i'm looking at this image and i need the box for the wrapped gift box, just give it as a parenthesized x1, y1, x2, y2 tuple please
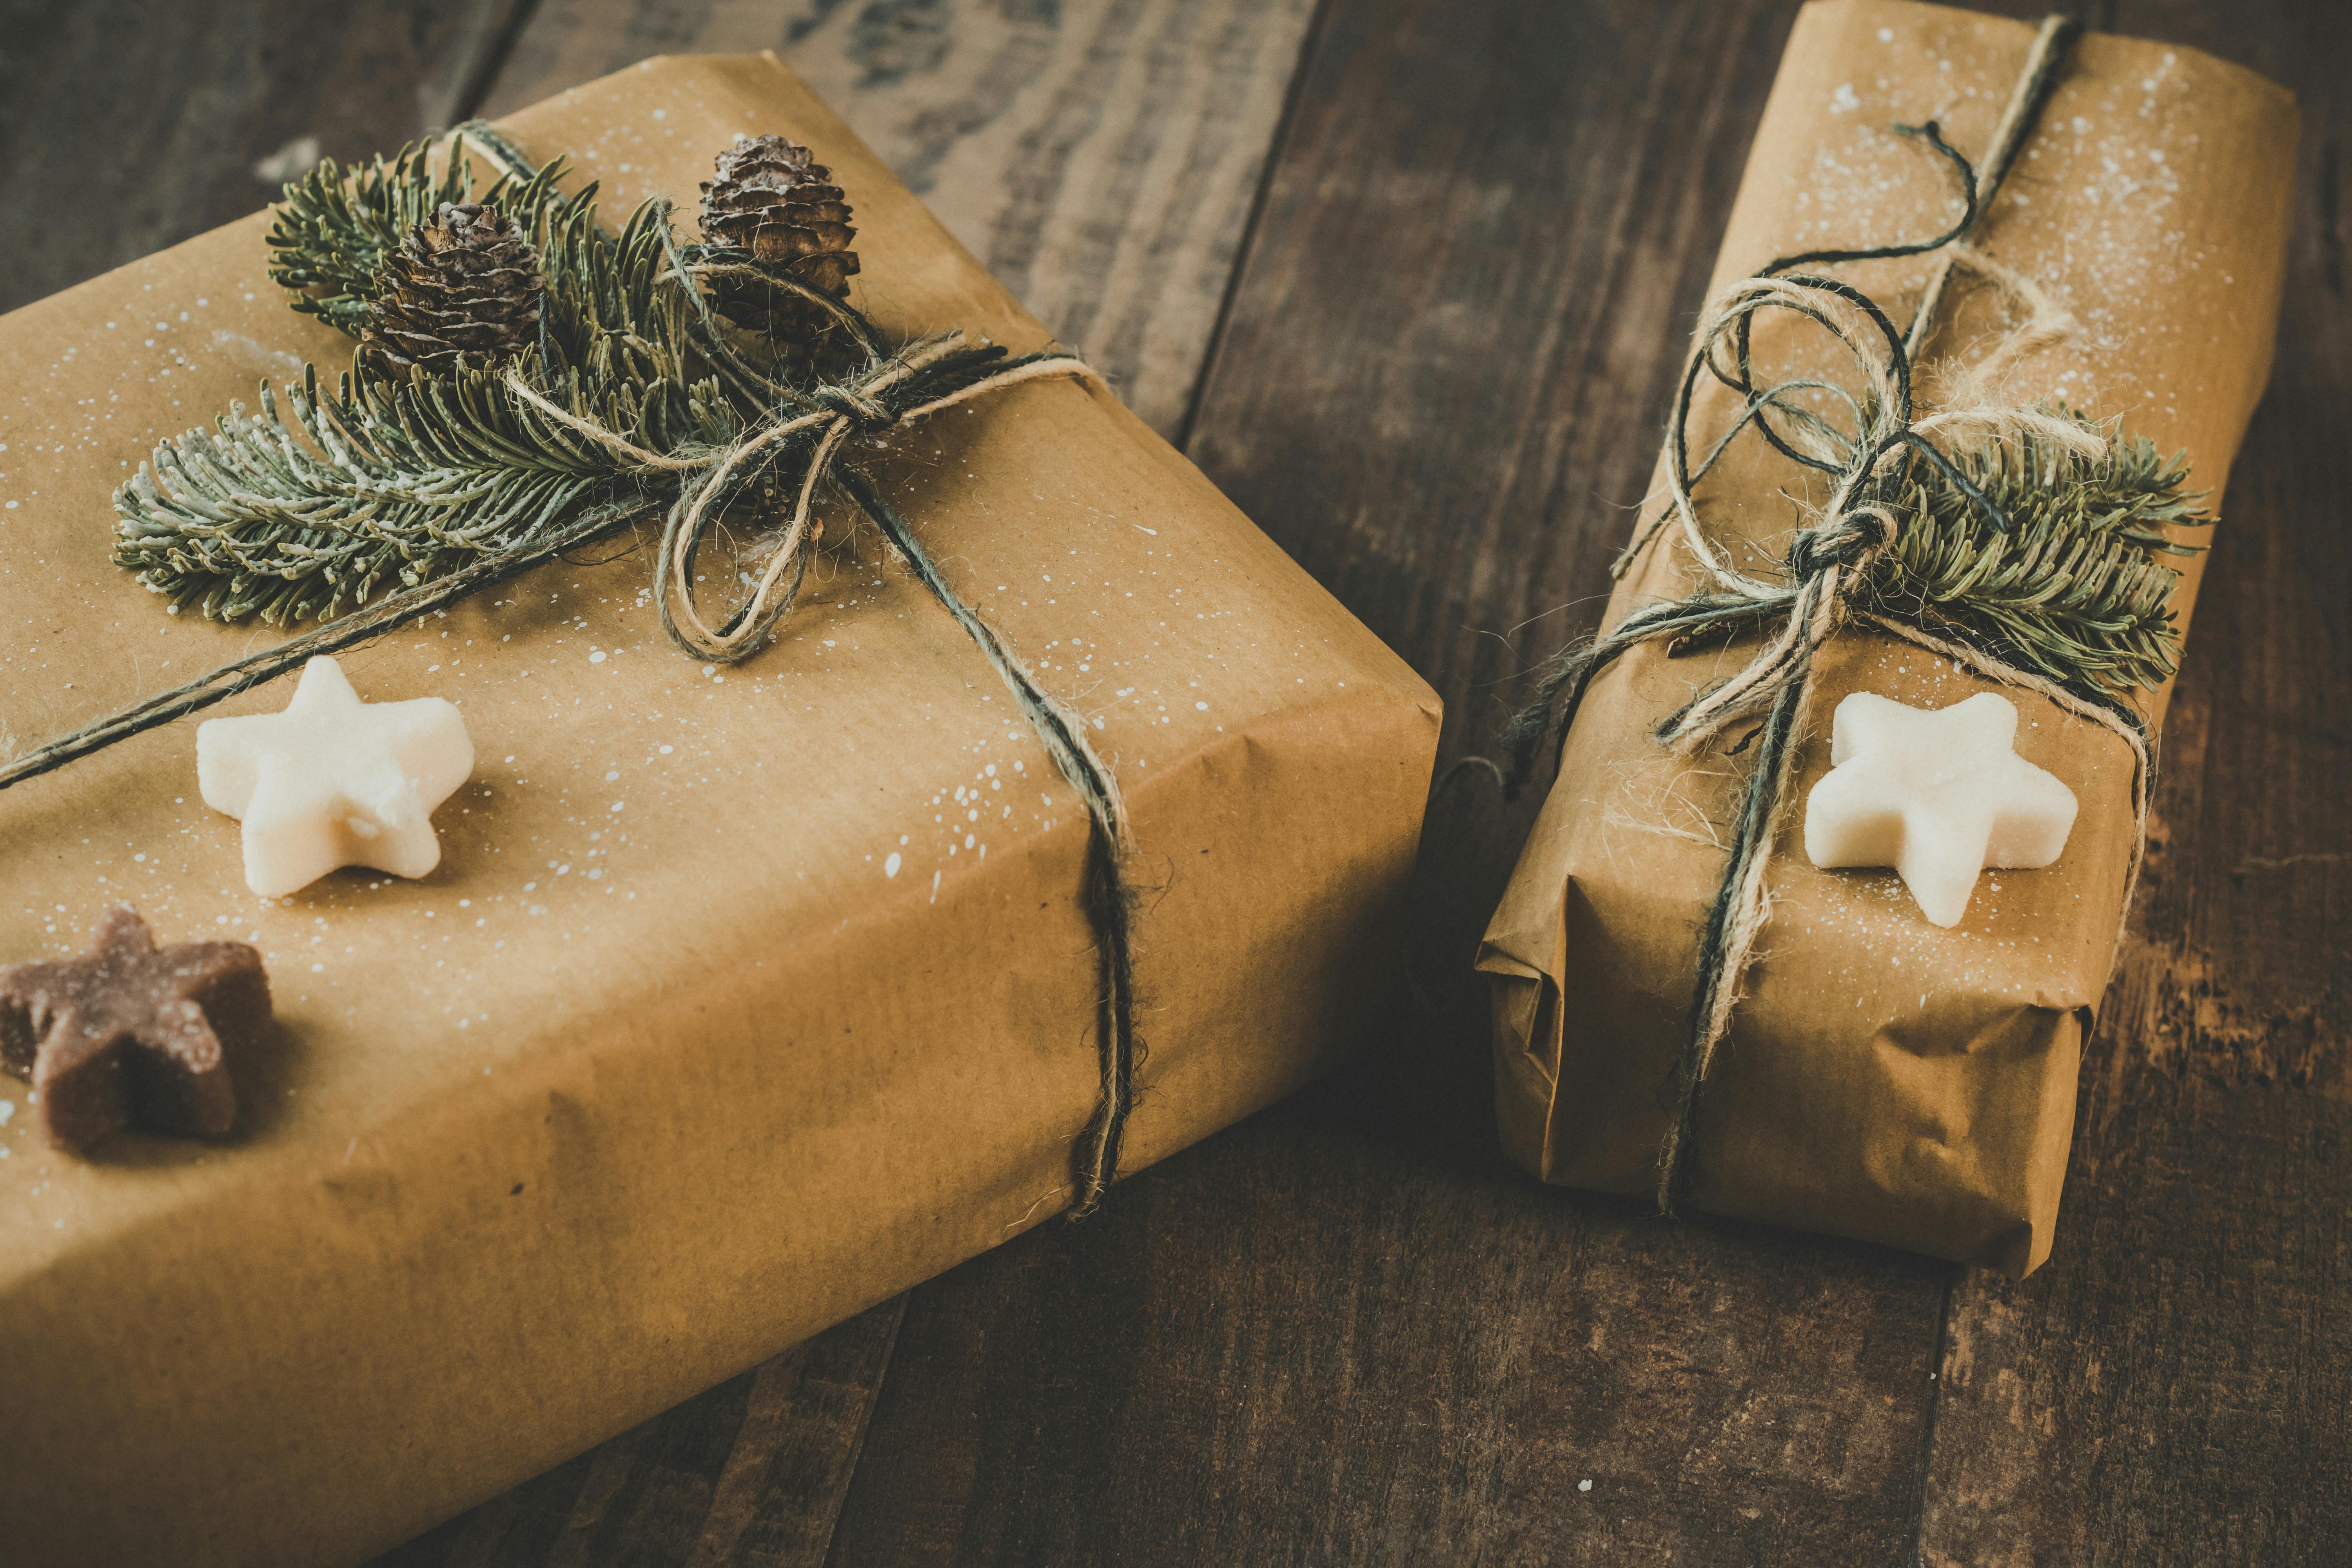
(1478, 0, 2294, 1276)
(0, 54, 1439, 1566)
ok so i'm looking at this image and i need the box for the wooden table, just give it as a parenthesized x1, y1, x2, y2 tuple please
(7, 0, 2345, 1561)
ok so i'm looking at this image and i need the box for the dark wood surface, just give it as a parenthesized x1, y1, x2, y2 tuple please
(0, 0, 533, 315)
(5, 0, 2345, 1562)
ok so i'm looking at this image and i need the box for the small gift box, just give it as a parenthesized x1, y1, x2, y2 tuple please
(1479, 0, 2295, 1276)
(0, 54, 1437, 1566)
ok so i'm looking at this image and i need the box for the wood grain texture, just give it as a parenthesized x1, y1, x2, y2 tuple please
(828, 1116, 1947, 1565)
(1191, 0, 1800, 778)
(482, 0, 1318, 437)
(1916, 3, 2352, 1562)
(0, 0, 532, 315)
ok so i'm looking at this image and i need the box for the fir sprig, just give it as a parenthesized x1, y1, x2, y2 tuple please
(1857, 409, 2213, 697)
(120, 136, 761, 624)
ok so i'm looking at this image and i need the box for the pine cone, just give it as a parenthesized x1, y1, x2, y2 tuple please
(364, 203, 544, 375)
(698, 134, 860, 345)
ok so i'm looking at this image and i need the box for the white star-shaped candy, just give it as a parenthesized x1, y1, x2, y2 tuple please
(196, 656, 474, 897)
(1802, 691, 2078, 927)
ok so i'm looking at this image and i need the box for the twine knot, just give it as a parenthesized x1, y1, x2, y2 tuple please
(1786, 510, 1894, 580)
(813, 383, 900, 432)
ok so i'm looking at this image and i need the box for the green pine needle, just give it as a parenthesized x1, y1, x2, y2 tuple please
(118, 138, 773, 626)
(1856, 408, 2213, 698)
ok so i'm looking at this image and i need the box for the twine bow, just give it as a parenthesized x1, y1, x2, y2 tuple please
(1497, 15, 2158, 1214)
(499, 314, 1110, 664)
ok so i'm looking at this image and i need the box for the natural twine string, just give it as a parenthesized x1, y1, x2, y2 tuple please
(1, 127, 1145, 1219)
(1498, 16, 2128, 1216)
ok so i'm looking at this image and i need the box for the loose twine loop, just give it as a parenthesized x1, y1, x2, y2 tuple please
(502, 320, 1111, 663)
(0, 133, 1146, 1218)
(1497, 15, 2154, 1215)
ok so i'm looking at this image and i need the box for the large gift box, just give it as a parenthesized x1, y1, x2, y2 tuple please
(0, 54, 1438, 1566)
(1479, 0, 2294, 1276)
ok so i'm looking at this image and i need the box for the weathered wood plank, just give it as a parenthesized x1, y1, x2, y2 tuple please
(829, 1115, 1949, 1564)
(374, 1299, 905, 1568)
(483, 0, 1318, 437)
(822, 4, 1966, 1561)
(0, 0, 531, 316)
(1917, 4, 2352, 1563)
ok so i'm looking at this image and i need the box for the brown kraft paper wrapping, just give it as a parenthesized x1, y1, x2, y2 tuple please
(0, 56, 1439, 1568)
(1477, 0, 2294, 1277)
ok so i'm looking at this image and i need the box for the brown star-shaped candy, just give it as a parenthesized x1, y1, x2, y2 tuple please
(0, 904, 272, 1154)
